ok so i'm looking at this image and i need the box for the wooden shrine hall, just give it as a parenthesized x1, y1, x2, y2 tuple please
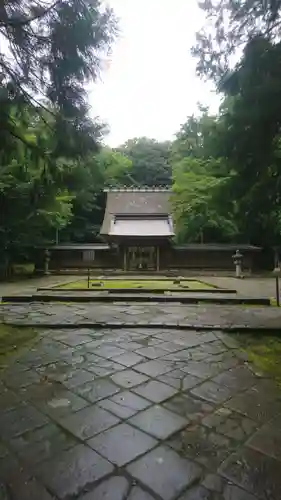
(100, 186, 174, 271)
(45, 186, 261, 273)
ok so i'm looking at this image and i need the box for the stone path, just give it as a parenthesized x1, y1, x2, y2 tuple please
(1, 302, 281, 329)
(1, 324, 281, 499)
(201, 276, 277, 299)
(0, 275, 278, 299)
(0, 276, 75, 298)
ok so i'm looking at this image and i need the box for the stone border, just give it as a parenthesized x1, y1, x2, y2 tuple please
(37, 287, 238, 294)
(1, 294, 271, 305)
(1, 321, 279, 333)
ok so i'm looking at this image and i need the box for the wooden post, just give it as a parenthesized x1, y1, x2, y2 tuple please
(274, 249, 280, 306)
(156, 246, 160, 272)
(123, 247, 127, 271)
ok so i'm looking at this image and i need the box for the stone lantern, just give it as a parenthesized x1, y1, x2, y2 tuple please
(232, 249, 243, 278)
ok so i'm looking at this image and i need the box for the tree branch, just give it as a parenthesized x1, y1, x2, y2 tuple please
(0, 1, 60, 28)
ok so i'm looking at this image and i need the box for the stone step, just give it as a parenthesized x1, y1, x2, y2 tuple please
(1, 293, 271, 306)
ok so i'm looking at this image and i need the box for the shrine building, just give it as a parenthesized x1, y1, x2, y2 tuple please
(45, 186, 261, 273)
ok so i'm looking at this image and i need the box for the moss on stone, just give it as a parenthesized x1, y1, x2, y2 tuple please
(239, 335, 281, 386)
(0, 323, 37, 366)
(56, 279, 215, 290)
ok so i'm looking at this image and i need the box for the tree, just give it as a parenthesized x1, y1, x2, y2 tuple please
(172, 156, 237, 243)
(171, 105, 224, 163)
(117, 137, 172, 186)
(213, 37, 281, 245)
(98, 149, 134, 187)
(192, 0, 281, 82)
(191, 1, 281, 246)
(61, 149, 133, 242)
(0, 0, 116, 155)
(0, 1, 117, 275)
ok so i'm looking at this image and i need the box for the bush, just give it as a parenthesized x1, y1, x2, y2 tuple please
(12, 263, 35, 276)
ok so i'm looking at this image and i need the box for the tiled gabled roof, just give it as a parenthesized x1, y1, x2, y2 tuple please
(101, 187, 172, 236)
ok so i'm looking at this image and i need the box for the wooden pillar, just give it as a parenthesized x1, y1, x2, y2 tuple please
(156, 246, 160, 272)
(123, 247, 127, 271)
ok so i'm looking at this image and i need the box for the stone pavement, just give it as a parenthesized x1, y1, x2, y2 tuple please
(200, 276, 277, 299)
(0, 275, 278, 299)
(0, 276, 75, 298)
(1, 324, 281, 499)
(1, 302, 281, 329)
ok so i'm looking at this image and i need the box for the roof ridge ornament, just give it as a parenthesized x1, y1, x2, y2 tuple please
(103, 185, 171, 192)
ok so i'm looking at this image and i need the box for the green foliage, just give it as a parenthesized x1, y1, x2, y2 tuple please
(0, 0, 116, 155)
(98, 149, 133, 186)
(61, 150, 133, 242)
(171, 106, 222, 161)
(117, 137, 172, 186)
(0, 1, 117, 276)
(172, 156, 237, 243)
(212, 36, 281, 245)
(192, 0, 281, 81)
(190, 1, 281, 247)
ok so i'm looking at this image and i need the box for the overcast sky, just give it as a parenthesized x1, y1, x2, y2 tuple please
(89, 0, 220, 147)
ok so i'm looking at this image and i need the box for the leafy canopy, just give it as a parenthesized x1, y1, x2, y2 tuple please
(0, 0, 116, 155)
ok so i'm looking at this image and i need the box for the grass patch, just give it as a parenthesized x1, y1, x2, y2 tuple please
(238, 334, 281, 386)
(0, 323, 37, 367)
(56, 279, 215, 290)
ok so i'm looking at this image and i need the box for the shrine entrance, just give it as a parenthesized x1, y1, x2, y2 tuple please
(125, 246, 159, 271)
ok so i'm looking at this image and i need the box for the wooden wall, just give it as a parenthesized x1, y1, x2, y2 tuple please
(49, 246, 258, 272)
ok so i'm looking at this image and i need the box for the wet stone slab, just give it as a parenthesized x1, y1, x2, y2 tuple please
(88, 422, 157, 466)
(202, 408, 258, 442)
(86, 360, 126, 377)
(0, 404, 49, 439)
(35, 444, 114, 499)
(132, 379, 177, 403)
(75, 379, 120, 403)
(0, 324, 280, 500)
(164, 394, 214, 423)
(247, 415, 281, 461)
(134, 360, 173, 377)
(93, 345, 126, 359)
(167, 425, 236, 470)
(9, 423, 78, 466)
(224, 386, 281, 422)
(78, 476, 130, 500)
(129, 405, 188, 440)
(178, 484, 258, 500)
(110, 369, 149, 388)
(50, 331, 94, 346)
(58, 405, 120, 440)
(180, 360, 221, 379)
(157, 370, 201, 390)
(135, 346, 168, 359)
(98, 390, 151, 419)
(60, 368, 95, 390)
(219, 447, 281, 500)
(127, 445, 202, 500)
(111, 352, 145, 367)
(0, 468, 55, 500)
(177, 485, 215, 499)
(1, 368, 41, 389)
(191, 381, 237, 405)
(127, 486, 156, 500)
(20, 382, 90, 418)
(211, 366, 257, 391)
